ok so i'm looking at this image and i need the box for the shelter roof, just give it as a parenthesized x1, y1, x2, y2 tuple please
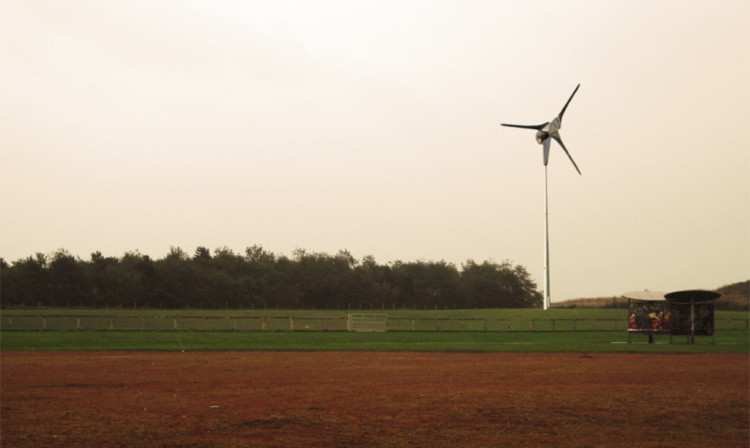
(622, 291, 667, 301)
(664, 290, 721, 303)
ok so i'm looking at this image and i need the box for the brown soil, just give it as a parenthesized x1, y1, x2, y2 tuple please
(1, 352, 747, 447)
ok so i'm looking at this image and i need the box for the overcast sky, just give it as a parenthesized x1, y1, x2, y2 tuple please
(2, 0, 748, 302)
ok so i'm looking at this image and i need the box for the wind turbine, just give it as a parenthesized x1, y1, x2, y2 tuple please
(501, 84, 582, 310)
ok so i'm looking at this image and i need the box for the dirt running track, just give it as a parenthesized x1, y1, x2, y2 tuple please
(1, 352, 747, 448)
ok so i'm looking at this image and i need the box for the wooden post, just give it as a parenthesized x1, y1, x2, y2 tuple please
(233, 318, 237, 332)
(76, 317, 81, 330)
(690, 300, 695, 344)
(290, 316, 294, 332)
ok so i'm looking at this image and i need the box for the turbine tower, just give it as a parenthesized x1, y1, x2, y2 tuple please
(501, 84, 582, 310)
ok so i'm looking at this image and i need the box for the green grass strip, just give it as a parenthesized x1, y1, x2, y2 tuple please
(2, 330, 747, 353)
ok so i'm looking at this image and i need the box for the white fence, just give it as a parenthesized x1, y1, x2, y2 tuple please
(1, 314, 748, 332)
(347, 314, 388, 332)
(0, 315, 346, 332)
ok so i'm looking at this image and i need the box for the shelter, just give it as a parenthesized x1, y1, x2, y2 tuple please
(623, 290, 721, 344)
(664, 290, 720, 343)
(624, 291, 670, 343)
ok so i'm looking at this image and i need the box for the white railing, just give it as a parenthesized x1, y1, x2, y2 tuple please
(1, 315, 748, 333)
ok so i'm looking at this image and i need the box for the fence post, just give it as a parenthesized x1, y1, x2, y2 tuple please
(530, 320, 534, 332)
(551, 319, 555, 331)
(76, 317, 81, 331)
(233, 318, 237, 332)
(173, 318, 177, 330)
(290, 316, 294, 332)
(141, 316, 145, 330)
(110, 318, 114, 331)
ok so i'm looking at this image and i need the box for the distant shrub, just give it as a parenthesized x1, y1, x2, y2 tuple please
(553, 297, 628, 309)
(715, 295, 749, 312)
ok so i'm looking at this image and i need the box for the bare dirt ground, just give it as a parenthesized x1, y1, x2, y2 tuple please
(1, 351, 747, 447)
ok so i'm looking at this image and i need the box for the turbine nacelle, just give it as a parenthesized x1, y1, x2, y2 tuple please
(534, 130, 548, 144)
(534, 117, 561, 144)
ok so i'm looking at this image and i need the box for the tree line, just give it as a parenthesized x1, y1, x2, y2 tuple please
(0, 246, 542, 310)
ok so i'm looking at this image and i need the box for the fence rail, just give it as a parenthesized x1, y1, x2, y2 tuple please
(2, 315, 748, 332)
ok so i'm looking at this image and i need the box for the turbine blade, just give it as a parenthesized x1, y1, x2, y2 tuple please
(542, 138, 551, 166)
(551, 136, 581, 175)
(557, 84, 580, 125)
(501, 123, 547, 130)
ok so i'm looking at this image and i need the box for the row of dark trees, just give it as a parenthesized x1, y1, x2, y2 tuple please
(0, 246, 542, 309)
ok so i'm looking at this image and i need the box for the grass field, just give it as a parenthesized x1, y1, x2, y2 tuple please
(2, 307, 632, 318)
(2, 329, 749, 353)
(1, 308, 747, 353)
